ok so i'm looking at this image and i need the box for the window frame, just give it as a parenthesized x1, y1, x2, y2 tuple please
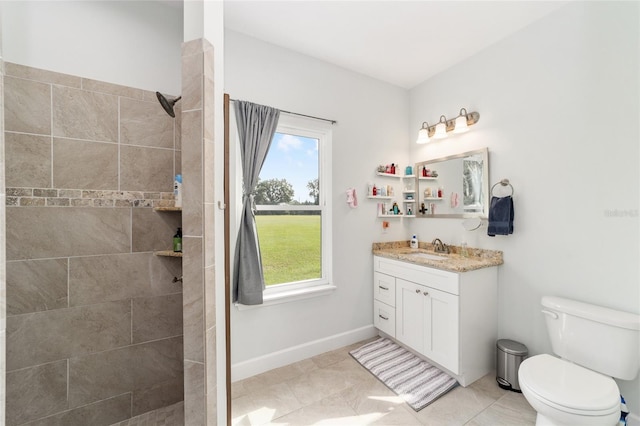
(233, 113, 334, 309)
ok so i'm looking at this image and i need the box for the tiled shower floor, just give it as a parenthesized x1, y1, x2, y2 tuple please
(109, 402, 184, 426)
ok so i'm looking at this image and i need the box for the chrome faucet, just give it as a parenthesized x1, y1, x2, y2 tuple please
(432, 238, 450, 254)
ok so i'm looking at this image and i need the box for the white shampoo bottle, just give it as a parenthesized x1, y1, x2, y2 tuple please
(174, 174, 182, 208)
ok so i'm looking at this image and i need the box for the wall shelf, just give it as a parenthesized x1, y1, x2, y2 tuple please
(376, 172, 402, 178)
(378, 214, 405, 218)
(368, 195, 393, 200)
(418, 177, 438, 181)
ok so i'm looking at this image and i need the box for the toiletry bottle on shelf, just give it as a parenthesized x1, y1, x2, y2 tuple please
(174, 174, 183, 208)
(173, 227, 182, 253)
(461, 242, 469, 257)
(392, 202, 399, 215)
(372, 185, 377, 196)
(410, 234, 418, 249)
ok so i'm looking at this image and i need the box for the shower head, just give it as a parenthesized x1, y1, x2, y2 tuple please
(156, 91, 181, 118)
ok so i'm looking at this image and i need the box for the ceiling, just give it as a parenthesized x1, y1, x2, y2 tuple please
(223, 1, 569, 89)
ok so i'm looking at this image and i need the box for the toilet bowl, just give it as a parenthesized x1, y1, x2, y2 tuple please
(519, 355, 620, 426)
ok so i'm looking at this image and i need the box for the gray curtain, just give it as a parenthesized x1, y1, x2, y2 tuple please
(233, 100, 280, 305)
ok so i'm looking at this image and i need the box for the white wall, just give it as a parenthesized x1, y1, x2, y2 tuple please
(225, 30, 410, 373)
(1, 1, 182, 95)
(409, 1, 639, 414)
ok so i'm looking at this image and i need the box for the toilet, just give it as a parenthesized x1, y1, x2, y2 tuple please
(518, 296, 640, 426)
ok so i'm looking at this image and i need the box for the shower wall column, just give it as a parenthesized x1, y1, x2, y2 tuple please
(0, 46, 7, 426)
(181, 38, 219, 425)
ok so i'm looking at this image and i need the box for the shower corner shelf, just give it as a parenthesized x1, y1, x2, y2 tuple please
(154, 250, 183, 258)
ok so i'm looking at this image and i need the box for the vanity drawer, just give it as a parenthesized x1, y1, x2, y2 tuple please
(374, 272, 396, 307)
(374, 299, 396, 337)
(373, 256, 459, 295)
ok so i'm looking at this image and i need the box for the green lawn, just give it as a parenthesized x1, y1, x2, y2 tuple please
(255, 215, 321, 286)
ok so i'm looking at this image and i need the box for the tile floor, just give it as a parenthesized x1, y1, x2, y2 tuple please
(231, 339, 537, 426)
(114, 338, 537, 426)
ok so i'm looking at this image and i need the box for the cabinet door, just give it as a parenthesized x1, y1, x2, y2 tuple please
(423, 286, 459, 373)
(395, 278, 425, 353)
(374, 272, 395, 307)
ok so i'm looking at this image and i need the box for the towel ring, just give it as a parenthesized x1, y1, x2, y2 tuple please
(491, 179, 514, 197)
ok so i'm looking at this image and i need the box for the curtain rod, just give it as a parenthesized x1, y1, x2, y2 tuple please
(229, 98, 337, 125)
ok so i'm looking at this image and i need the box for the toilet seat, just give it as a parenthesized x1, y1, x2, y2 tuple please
(519, 354, 620, 416)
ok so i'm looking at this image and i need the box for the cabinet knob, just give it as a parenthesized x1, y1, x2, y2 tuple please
(379, 286, 389, 291)
(423, 291, 429, 296)
(415, 289, 421, 294)
(378, 314, 389, 321)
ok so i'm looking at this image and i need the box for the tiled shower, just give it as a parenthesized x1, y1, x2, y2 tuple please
(4, 62, 185, 425)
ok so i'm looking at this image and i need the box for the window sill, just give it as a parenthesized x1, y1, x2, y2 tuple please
(234, 283, 336, 311)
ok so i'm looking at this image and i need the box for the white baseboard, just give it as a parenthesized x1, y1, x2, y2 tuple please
(231, 325, 378, 382)
(627, 412, 639, 426)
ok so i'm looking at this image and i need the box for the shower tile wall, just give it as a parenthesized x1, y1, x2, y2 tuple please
(3, 62, 184, 426)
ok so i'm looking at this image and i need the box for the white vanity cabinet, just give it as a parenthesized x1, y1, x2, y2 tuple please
(373, 255, 498, 387)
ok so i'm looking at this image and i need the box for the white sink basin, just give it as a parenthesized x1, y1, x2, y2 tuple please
(406, 252, 447, 261)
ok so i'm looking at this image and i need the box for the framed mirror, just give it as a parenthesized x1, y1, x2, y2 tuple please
(414, 148, 489, 218)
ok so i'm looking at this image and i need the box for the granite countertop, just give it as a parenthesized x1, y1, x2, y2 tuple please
(372, 241, 503, 273)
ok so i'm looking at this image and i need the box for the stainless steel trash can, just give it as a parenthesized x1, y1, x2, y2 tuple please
(496, 339, 528, 392)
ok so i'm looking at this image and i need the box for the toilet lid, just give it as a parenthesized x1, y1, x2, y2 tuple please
(519, 354, 620, 414)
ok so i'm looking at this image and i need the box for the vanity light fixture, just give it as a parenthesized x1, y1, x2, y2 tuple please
(415, 108, 480, 143)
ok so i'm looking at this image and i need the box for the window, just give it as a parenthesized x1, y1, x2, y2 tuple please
(233, 113, 333, 305)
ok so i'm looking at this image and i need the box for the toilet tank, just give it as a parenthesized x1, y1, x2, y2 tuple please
(542, 296, 640, 380)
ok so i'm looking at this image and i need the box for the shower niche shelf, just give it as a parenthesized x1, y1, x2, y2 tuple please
(154, 206, 182, 212)
(154, 250, 183, 258)
(153, 205, 183, 258)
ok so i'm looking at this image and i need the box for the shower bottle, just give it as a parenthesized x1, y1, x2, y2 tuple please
(174, 174, 183, 208)
(173, 228, 182, 253)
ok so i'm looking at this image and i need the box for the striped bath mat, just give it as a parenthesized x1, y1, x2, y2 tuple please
(350, 337, 458, 411)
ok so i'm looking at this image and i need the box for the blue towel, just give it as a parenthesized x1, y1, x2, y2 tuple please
(487, 195, 514, 236)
